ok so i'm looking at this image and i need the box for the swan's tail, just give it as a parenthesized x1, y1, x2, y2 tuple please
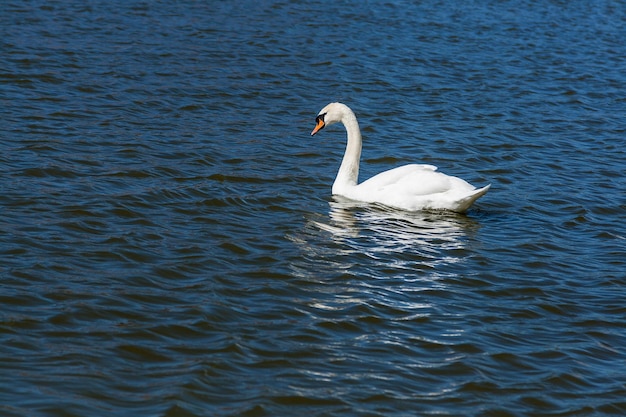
(454, 184, 491, 213)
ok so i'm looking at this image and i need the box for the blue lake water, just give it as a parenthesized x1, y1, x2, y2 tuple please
(1, 1, 625, 416)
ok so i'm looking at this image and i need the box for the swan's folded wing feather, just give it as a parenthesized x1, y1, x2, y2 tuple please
(358, 164, 438, 191)
(358, 164, 463, 197)
(351, 164, 483, 211)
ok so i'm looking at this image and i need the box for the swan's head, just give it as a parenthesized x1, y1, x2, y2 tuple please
(311, 102, 354, 136)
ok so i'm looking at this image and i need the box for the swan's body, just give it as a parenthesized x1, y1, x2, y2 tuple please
(311, 102, 490, 213)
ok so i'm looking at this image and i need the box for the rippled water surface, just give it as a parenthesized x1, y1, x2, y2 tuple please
(2, 1, 626, 416)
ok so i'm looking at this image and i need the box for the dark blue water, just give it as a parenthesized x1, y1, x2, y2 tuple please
(2, 1, 625, 416)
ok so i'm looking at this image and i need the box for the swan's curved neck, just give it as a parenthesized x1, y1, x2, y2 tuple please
(333, 111, 362, 194)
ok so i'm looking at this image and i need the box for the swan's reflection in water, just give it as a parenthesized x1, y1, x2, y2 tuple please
(313, 196, 478, 267)
(290, 197, 481, 327)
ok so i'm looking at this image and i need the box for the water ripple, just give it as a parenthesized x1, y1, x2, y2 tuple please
(2, 0, 626, 416)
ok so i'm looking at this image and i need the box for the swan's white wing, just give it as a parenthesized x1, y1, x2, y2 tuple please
(357, 163, 471, 197)
(347, 164, 487, 212)
(357, 164, 439, 192)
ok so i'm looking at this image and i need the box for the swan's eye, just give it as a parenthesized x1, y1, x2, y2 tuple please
(316, 113, 326, 124)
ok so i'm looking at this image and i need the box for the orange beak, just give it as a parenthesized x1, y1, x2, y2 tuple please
(311, 118, 325, 136)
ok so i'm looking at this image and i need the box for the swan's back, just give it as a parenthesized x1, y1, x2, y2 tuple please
(347, 164, 489, 212)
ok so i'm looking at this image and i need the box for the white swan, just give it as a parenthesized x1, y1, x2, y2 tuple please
(311, 102, 490, 213)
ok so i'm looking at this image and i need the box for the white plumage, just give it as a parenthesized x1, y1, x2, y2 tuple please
(311, 102, 490, 213)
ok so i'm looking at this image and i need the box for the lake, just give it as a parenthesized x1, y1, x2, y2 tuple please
(1, 0, 625, 416)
